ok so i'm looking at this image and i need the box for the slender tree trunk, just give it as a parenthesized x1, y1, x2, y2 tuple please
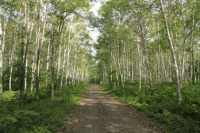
(0, 19, 3, 100)
(9, 31, 17, 91)
(31, 28, 38, 92)
(180, 0, 186, 89)
(65, 33, 71, 86)
(60, 39, 67, 90)
(72, 43, 77, 85)
(161, 51, 167, 81)
(36, 6, 47, 101)
(1, 18, 7, 77)
(190, 18, 195, 85)
(35, 7, 41, 101)
(113, 45, 119, 87)
(46, 39, 50, 88)
(140, 19, 152, 91)
(131, 54, 134, 82)
(57, 44, 62, 81)
(160, 0, 181, 102)
(23, 5, 36, 93)
(197, 57, 200, 83)
(158, 21, 162, 82)
(118, 39, 124, 87)
(137, 36, 142, 91)
(122, 42, 126, 84)
(20, 2, 27, 101)
(24, 53, 28, 92)
(110, 50, 113, 87)
(51, 25, 56, 97)
(81, 64, 85, 82)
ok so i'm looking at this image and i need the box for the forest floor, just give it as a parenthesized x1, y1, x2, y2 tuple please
(59, 85, 165, 133)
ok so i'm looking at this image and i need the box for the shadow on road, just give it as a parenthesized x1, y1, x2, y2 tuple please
(60, 86, 164, 133)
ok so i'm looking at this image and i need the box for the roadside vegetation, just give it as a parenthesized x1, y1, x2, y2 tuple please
(0, 84, 87, 133)
(101, 83, 200, 133)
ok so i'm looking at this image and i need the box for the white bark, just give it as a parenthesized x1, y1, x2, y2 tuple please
(190, 23, 195, 84)
(46, 39, 50, 88)
(131, 56, 134, 82)
(81, 64, 85, 81)
(1, 18, 7, 74)
(180, 0, 187, 89)
(36, 5, 47, 101)
(110, 50, 113, 85)
(137, 36, 142, 90)
(0, 19, 3, 99)
(72, 43, 77, 85)
(57, 44, 62, 80)
(24, 51, 28, 92)
(24, 5, 37, 92)
(60, 34, 67, 90)
(160, 0, 181, 102)
(30, 28, 38, 92)
(9, 32, 17, 91)
(20, 2, 27, 100)
(65, 33, 71, 85)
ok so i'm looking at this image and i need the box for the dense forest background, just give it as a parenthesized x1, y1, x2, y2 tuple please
(0, 0, 200, 132)
(0, 0, 96, 99)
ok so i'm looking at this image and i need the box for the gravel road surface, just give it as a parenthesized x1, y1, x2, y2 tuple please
(60, 86, 164, 133)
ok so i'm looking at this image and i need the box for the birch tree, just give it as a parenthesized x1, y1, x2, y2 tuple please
(36, 3, 47, 101)
(20, 2, 27, 100)
(0, 18, 3, 99)
(159, 0, 181, 102)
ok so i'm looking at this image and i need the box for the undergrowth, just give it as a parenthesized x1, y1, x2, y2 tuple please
(100, 82, 200, 133)
(0, 84, 87, 133)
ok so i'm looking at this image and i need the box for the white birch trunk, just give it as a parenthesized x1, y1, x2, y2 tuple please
(0, 19, 3, 99)
(24, 5, 36, 93)
(31, 28, 38, 91)
(57, 44, 62, 80)
(180, 0, 186, 89)
(72, 43, 77, 85)
(46, 39, 50, 88)
(160, 0, 181, 102)
(1, 18, 7, 75)
(65, 33, 71, 86)
(137, 36, 142, 90)
(131, 56, 134, 82)
(81, 64, 85, 82)
(60, 39, 67, 90)
(20, 2, 27, 100)
(24, 52, 28, 92)
(9, 32, 17, 91)
(36, 5, 47, 101)
(110, 50, 113, 85)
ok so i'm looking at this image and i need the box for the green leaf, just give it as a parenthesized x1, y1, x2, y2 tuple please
(0, 116, 17, 123)
(14, 110, 40, 117)
(6, 116, 18, 123)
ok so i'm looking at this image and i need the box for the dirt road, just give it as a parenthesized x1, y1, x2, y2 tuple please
(61, 86, 164, 133)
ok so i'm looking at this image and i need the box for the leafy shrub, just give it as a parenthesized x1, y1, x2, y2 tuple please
(0, 83, 87, 133)
(3, 91, 19, 101)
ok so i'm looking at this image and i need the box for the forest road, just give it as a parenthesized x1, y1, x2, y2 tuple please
(60, 85, 164, 133)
